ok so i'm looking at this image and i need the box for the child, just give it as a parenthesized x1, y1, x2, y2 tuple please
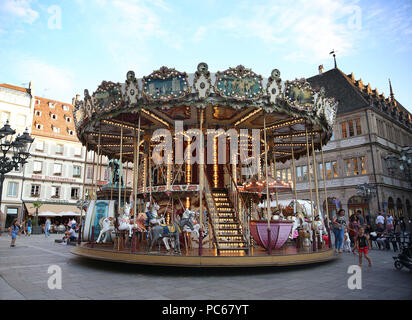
(9, 219, 21, 247)
(354, 227, 372, 267)
(343, 227, 351, 252)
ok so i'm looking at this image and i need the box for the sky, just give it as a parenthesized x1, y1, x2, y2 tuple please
(0, 0, 411, 112)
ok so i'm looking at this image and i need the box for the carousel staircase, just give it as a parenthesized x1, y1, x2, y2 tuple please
(211, 188, 248, 254)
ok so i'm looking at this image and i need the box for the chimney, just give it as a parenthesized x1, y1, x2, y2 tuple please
(318, 65, 324, 74)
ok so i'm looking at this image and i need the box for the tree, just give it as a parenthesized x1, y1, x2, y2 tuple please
(33, 201, 43, 226)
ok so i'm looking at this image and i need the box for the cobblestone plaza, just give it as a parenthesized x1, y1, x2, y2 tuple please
(1, 234, 410, 300)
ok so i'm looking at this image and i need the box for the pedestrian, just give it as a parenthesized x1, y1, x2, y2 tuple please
(356, 210, 365, 227)
(348, 214, 360, 245)
(45, 218, 51, 237)
(9, 219, 21, 247)
(343, 227, 351, 252)
(375, 211, 385, 226)
(20, 220, 26, 236)
(27, 218, 32, 236)
(332, 209, 346, 253)
(354, 227, 372, 267)
(386, 214, 394, 229)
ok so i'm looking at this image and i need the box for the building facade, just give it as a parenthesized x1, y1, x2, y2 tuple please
(0, 83, 35, 231)
(274, 67, 412, 224)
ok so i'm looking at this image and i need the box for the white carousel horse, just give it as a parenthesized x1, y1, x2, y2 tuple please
(118, 203, 138, 237)
(148, 202, 165, 226)
(182, 210, 200, 238)
(96, 217, 115, 243)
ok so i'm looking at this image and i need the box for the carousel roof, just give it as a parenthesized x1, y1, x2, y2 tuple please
(73, 63, 338, 163)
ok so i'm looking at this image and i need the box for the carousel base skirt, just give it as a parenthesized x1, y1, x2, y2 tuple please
(70, 243, 338, 268)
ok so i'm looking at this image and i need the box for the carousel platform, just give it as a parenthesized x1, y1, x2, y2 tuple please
(70, 243, 338, 268)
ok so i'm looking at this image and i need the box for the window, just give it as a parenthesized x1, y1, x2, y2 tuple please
(33, 161, 42, 173)
(348, 120, 354, 137)
(51, 114, 57, 120)
(344, 156, 367, 176)
(71, 188, 79, 199)
(31, 185, 40, 197)
(49, 102, 55, 108)
(35, 123, 43, 130)
(87, 167, 93, 179)
(341, 119, 362, 139)
(319, 161, 338, 179)
(35, 99, 40, 105)
(53, 163, 62, 175)
(17, 114, 26, 127)
(355, 119, 362, 135)
(7, 182, 18, 197)
(35, 110, 42, 117)
(36, 141, 44, 151)
(377, 119, 384, 137)
(341, 122, 347, 138)
(296, 165, 308, 182)
(56, 144, 63, 154)
(73, 165, 81, 177)
(62, 105, 69, 111)
(51, 186, 60, 198)
(74, 147, 82, 157)
(65, 116, 71, 122)
(52, 126, 60, 133)
(68, 129, 74, 136)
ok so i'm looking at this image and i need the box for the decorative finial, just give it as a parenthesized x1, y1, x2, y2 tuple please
(389, 78, 395, 101)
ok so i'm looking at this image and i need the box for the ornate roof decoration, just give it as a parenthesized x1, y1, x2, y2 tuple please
(124, 71, 140, 106)
(93, 81, 122, 113)
(284, 78, 316, 112)
(142, 66, 191, 102)
(266, 69, 284, 106)
(193, 62, 211, 100)
(214, 65, 264, 101)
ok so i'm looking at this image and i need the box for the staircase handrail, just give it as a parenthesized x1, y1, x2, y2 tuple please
(202, 167, 220, 252)
(224, 164, 251, 250)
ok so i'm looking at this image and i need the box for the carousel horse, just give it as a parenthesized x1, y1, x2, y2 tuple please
(136, 212, 148, 231)
(148, 217, 194, 254)
(145, 202, 165, 226)
(118, 203, 137, 237)
(96, 217, 115, 243)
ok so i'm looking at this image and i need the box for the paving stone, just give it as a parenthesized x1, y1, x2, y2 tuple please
(1, 234, 412, 300)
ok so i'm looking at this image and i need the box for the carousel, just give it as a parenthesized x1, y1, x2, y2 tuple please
(70, 63, 338, 267)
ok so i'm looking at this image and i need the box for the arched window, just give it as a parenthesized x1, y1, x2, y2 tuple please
(388, 197, 395, 217)
(348, 195, 369, 219)
(396, 198, 403, 217)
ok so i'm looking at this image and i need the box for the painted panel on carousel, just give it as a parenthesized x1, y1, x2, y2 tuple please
(284, 79, 316, 112)
(92, 81, 123, 113)
(82, 200, 115, 241)
(214, 65, 264, 101)
(142, 66, 191, 102)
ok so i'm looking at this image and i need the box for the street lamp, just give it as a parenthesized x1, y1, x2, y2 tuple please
(385, 147, 412, 186)
(0, 121, 34, 219)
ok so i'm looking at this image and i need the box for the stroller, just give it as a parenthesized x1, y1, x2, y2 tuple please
(393, 233, 412, 271)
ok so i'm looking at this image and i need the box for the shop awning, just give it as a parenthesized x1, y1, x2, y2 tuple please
(25, 204, 81, 217)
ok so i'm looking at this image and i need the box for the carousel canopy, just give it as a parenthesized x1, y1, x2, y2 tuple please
(73, 63, 337, 163)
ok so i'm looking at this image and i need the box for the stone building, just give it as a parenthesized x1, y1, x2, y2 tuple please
(0, 83, 35, 231)
(274, 67, 412, 223)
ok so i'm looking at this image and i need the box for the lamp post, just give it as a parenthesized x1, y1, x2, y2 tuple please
(0, 121, 34, 227)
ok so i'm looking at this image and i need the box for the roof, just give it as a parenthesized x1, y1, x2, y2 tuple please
(0, 83, 30, 94)
(307, 68, 412, 130)
(32, 96, 79, 142)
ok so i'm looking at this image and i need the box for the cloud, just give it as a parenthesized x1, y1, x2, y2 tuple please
(0, 0, 39, 25)
(193, 26, 207, 43)
(14, 57, 77, 103)
(215, 0, 364, 62)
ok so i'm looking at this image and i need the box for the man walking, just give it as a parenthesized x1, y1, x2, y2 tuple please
(45, 218, 51, 237)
